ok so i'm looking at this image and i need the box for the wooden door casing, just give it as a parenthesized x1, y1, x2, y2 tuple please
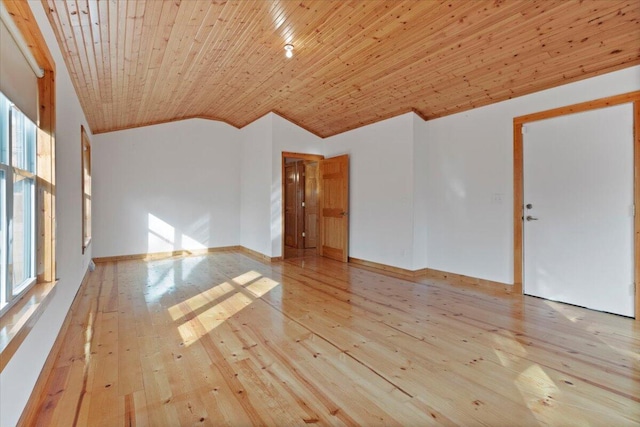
(284, 161, 307, 249)
(304, 162, 319, 249)
(284, 163, 298, 248)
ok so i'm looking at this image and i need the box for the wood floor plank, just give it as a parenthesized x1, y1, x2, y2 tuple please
(22, 251, 640, 426)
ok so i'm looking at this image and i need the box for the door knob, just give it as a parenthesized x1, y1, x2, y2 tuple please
(526, 215, 538, 221)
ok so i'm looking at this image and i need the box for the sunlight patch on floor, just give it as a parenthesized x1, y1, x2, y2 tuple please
(167, 281, 235, 321)
(585, 324, 640, 361)
(517, 364, 559, 398)
(513, 364, 594, 425)
(545, 300, 582, 323)
(245, 277, 280, 298)
(171, 271, 281, 347)
(492, 330, 528, 368)
(232, 271, 262, 286)
(178, 291, 255, 345)
(84, 309, 95, 367)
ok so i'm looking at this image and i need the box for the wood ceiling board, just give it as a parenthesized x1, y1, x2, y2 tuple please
(40, 0, 640, 137)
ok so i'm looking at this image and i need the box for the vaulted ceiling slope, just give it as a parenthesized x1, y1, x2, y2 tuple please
(41, 0, 640, 137)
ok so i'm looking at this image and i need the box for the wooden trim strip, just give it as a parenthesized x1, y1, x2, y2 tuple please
(91, 114, 240, 135)
(311, 107, 433, 139)
(514, 91, 640, 124)
(38, 69, 56, 283)
(271, 111, 324, 139)
(282, 152, 324, 162)
(513, 91, 640, 319)
(239, 246, 283, 263)
(348, 257, 416, 278)
(94, 247, 286, 265)
(93, 246, 242, 263)
(513, 122, 524, 295)
(635, 100, 640, 319)
(349, 257, 513, 293)
(411, 107, 429, 122)
(91, 107, 429, 139)
(416, 267, 514, 294)
(16, 268, 91, 427)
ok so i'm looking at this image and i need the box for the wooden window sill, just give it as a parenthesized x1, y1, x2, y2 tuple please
(0, 280, 57, 372)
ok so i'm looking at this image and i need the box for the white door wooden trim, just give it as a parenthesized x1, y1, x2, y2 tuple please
(522, 103, 634, 316)
(513, 91, 640, 319)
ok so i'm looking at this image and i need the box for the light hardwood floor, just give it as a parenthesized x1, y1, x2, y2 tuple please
(284, 246, 318, 260)
(25, 251, 639, 426)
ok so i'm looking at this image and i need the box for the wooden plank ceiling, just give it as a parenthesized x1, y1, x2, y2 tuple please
(40, 0, 640, 137)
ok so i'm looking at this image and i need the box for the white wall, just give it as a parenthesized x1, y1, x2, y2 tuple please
(92, 119, 241, 258)
(0, 3, 93, 426)
(323, 113, 416, 270)
(240, 114, 273, 256)
(415, 65, 640, 284)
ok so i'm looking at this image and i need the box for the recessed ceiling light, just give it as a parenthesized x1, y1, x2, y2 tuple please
(284, 43, 294, 58)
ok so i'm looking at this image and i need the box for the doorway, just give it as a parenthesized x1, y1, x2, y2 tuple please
(282, 152, 323, 260)
(513, 92, 640, 318)
(282, 152, 351, 262)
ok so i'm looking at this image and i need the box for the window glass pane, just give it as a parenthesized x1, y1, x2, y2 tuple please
(10, 106, 36, 173)
(12, 174, 34, 291)
(0, 93, 8, 165)
(1, 91, 38, 309)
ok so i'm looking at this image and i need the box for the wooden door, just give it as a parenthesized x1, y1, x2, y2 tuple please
(304, 162, 319, 248)
(319, 155, 349, 262)
(523, 103, 634, 317)
(284, 163, 298, 247)
(296, 162, 305, 248)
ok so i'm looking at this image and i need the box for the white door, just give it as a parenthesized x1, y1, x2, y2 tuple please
(523, 103, 634, 317)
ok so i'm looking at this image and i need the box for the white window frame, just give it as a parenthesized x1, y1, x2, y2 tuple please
(0, 92, 37, 316)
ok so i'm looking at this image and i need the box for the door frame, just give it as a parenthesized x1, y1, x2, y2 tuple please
(513, 91, 640, 318)
(281, 152, 324, 259)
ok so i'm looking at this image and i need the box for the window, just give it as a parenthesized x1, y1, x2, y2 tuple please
(81, 125, 91, 253)
(0, 1, 56, 373)
(0, 92, 37, 314)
